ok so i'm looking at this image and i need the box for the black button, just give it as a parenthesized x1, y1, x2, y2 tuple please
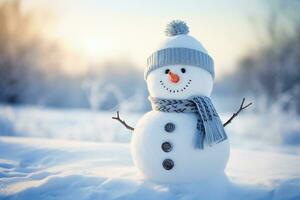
(164, 122, 175, 132)
(161, 142, 172, 152)
(162, 159, 174, 170)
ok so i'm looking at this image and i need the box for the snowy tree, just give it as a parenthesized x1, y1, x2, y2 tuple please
(236, 0, 300, 113)
(0, 0, 90, 108)
(0, 0, 36, 103)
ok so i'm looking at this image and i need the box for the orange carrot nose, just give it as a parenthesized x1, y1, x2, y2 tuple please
(168, 71, 180, 83)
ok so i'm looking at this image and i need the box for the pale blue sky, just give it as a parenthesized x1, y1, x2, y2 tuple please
(22, 0, 267, 78)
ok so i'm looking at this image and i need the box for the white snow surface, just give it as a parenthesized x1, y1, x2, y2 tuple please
(0, 136, 300, 200)
(1, 105, 300, 199)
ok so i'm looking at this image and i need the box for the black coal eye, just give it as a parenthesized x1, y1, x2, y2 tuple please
(181, 68, 186, 73)
(165, 69, 170, 74)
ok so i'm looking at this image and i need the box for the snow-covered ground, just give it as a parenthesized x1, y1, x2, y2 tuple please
(0, 105, 300, 200)
(1, 136, 300, 200)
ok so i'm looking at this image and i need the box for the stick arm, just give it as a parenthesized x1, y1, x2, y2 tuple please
(223, 98, 252, 127)
(112, 111, 135, 131)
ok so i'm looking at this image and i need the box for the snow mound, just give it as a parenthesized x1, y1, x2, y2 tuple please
(0, 136, 300, 200)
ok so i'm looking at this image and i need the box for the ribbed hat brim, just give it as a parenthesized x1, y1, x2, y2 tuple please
(145, 47, 214, 79)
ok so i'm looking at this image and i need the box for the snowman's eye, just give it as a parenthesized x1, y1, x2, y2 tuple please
(181, 68, 186, 73)
(165, 69, 170, 74)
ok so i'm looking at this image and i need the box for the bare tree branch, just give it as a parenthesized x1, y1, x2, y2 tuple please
(223, 98, 252, 127)
(112, 111, 134, 131)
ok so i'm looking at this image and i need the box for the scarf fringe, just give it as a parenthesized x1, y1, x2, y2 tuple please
(203, 119, 227, 146)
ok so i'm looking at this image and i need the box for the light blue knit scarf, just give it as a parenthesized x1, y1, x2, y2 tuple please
(149, 96, 227, 149)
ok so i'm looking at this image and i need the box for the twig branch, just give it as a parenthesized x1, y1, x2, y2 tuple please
(112, 111, 134, 131)
(223, 98, 252, 127)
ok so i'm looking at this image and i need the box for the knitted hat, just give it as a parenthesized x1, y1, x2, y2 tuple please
(145, 20, 214, 79)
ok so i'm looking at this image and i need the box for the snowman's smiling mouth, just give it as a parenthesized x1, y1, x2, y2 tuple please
(159, 79, 192, 93)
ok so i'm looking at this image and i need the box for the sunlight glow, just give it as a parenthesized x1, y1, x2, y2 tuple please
(21, 0, 264, 78)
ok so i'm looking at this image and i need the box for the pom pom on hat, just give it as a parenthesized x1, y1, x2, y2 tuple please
(165, 20, 189, 36)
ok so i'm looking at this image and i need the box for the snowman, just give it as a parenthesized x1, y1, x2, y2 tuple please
(113, 20, 251, 183)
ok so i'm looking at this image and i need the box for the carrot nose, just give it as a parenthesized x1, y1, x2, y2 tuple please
(168, 71, 180, 83)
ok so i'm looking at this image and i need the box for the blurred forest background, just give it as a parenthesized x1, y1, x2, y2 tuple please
(0, 0, 299, 113)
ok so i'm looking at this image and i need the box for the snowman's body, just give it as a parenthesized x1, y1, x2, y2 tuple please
(132, 111, 229, 183)
(130, 21, 230, 183)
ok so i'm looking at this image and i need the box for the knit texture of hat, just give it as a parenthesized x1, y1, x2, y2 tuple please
(145, 20, 214, 79)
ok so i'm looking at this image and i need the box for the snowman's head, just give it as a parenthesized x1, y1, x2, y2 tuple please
(147, 65, 213, 99)
(145, 20, 215, 99)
